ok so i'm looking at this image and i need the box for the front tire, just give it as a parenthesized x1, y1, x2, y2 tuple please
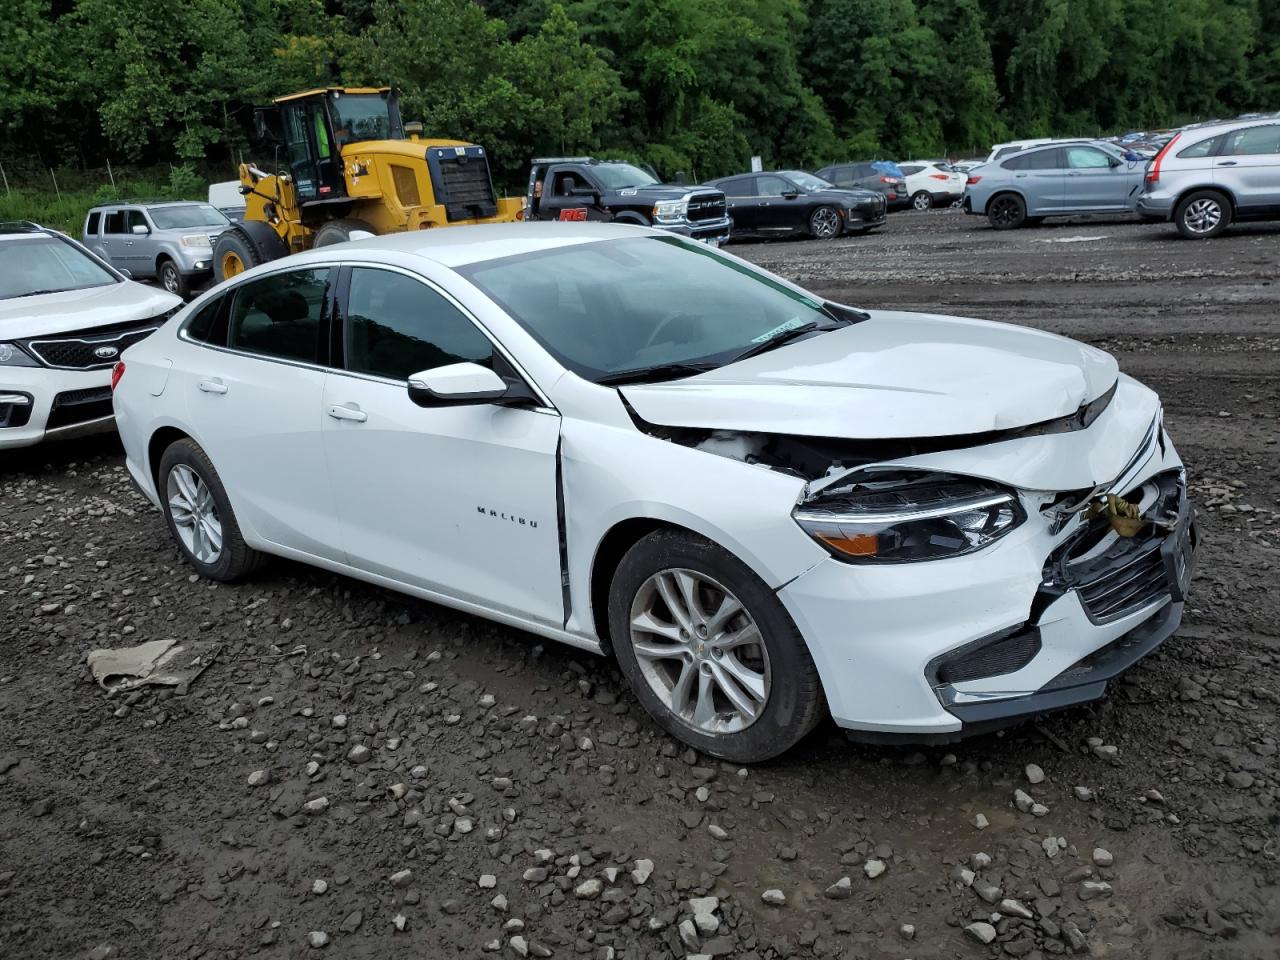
(911, 191, 932, 211)
(158, 439, 264, 582)
(608, 530, 824, 762)
(987, 193, 1026, 229)
(1175, 190, 1231, 239)
(808, 205, 841, 240)
(157, 258, 191, 299)
(313, 217, 377, 247)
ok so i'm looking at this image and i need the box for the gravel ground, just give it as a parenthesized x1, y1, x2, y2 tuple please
(1, 210, 1277, 960)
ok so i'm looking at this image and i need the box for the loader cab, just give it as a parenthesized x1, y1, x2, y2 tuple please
(254, 88, 405, 206)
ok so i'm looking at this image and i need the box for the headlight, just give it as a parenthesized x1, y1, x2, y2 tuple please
(180, 234, 212, 248)
(793, 470, 1024, 563)
(0, 343, 38, 367)
(653, 199, 688, 223)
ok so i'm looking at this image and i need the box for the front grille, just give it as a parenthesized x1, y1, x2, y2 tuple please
(26, 320, 160, 370)
(933, 626, 1042, 685)
(687, 193, 727, 222)
(46, 387, 113, 430)
(427, 146, 499, 222)
(1075, 540, 1168, 620)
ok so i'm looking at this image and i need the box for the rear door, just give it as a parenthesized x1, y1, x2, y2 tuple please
(1215, 123, 1280, 214)
(321, 265, 565, 625)
(119, 208, 153, 276)
(718, 176, 759, 234)
(1007, 149, 1065, 214)
(1063, 145, 1130, 211)
(99, 208, 129, 269)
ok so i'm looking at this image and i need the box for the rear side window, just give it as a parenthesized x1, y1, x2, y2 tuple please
(228, 269, 330, 364)
(1177, 135, 1223, 159)
(1223, 125, 1280, 156)
(103, 211, 124, 234)
(185, 296, 228, 345)
(719, 176, 755, 197)
(86, 212, 101, 235)
(344, 268, 493, 381)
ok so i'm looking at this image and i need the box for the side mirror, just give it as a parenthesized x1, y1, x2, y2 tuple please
(131, 224, 149, 235)
(1109, 157, 1123, 168)
(407, 362, 510, 406)
(781, 191, 799, 200)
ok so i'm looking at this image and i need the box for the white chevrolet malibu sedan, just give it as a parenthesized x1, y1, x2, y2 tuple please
(112, 223, 1196, 761)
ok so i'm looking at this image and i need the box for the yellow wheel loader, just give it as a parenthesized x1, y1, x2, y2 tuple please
(213, 87, 524, 280)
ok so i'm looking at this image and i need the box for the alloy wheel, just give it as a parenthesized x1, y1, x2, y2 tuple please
(990, 197, 1020, 226)
(1183, 198, 1222, 235)
(628, 568, 771, 735)
(810, 207, 840, 239)
(166, 464, 223, 564)
(161, 264, 180, 293)
(912, 191, 931, 211)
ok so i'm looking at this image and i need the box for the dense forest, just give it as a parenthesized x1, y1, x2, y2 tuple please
(1, 0, 1277, 186)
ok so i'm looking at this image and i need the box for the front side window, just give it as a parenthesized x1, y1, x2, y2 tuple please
(149, 205, 230, 230)
(123, 209, 148, 232)
(227, 269, 330, 363)
(0, 236, 119, 299)
(756, 175, 794, 197)
(1066, 147, 1112, 169)
(345, 268, 493, 381)
(1224, 125, 1280, 156)
(460, 236, 833, 382)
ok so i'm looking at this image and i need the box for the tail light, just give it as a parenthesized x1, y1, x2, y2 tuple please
(929, 173, 949, 181)
(110, 361, 125, 391)
(966, 175, 982, 186)
(1145, 133, 1181, 185)
(879, 176, 899, 184)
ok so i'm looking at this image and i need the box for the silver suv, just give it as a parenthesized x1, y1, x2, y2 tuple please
(82, 201, 231, 298)
(1138, 118, 1280, 238)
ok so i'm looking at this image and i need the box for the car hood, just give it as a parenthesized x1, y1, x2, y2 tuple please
(815, 188, 882, 203)
(0, 282, 180, 340)
(627, 185, 722, 202)
(620, 310, 1118, 440)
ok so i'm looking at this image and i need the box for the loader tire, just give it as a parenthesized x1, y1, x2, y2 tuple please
(313, 218, 377, 247)
(213, 229, 262, 282)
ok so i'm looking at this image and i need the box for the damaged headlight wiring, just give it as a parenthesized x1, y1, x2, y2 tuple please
(793, 470, 1024, 563)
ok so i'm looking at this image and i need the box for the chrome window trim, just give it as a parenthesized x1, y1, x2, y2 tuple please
(177, 258, 558, 413)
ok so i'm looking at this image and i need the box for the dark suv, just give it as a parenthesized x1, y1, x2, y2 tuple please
(814, 162, 908, 209)
(525, 158, 731, 245)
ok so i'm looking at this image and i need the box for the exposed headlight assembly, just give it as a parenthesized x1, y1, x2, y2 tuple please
(180, 234, 212, 248)
(0, 343, 38, 367)
(793, 470, 1024, 563)
(652, 199, 688, 223)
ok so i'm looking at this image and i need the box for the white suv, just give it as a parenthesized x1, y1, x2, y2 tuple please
(0, 222, 181, 450)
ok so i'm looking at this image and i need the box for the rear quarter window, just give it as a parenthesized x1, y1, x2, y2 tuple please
(86, 212, 101, 235)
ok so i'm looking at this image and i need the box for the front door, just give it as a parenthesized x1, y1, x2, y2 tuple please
(321, 265, 565, 626)
(1216, 123, 1280, 215)
(538, 166, 607, 222)
(183, 267, 344, 559)
(1063, 146, 1131, 211)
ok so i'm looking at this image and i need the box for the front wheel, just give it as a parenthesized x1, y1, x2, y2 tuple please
(158, 439, 265, 582)
(158, 259, 191, 299)
(1175, 190, 1231, 239)
(987, 193, 1027, 230)
(213, 229, 262, 282)
(911, 191, 932, 211)
(808, 205, 841, 240)
(608, 530, 825, 762)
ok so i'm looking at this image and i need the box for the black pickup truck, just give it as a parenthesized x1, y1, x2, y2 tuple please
(526, 157, 731, 245)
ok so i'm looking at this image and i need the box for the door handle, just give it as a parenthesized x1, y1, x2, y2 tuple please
(1217, 160, 1237, 166)
(1067, 172, 1081, 177)
(327, 402, 367, 423)
(197, 378, 228, 395)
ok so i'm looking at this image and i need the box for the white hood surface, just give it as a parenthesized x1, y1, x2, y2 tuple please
(0, 282, 179, 340)
(621, 310, 1118, 439)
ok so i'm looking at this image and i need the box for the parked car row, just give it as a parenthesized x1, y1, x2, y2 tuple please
(962, 115, 1280, 239)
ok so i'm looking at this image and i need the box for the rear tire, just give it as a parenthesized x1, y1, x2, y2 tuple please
(911, 191, 932, 211)
(987, 193, 1027, 230)
(157, 258, 191, 299)
(608, 530, 825, 762)
(1175, 190, 1231, 239)
(158, 439, 265, 582)
(213, 229, 262, 282)
(313, 217, 377, 247)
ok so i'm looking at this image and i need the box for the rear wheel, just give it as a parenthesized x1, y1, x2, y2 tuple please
(808, 205, 841, 240)
(1175, 190, 1231, 239)
(157, 258, 190, 299)
(313, 217, 377, 247)
(608, 530, 825, 762)
(988, 193, 1027, 230)
(911, 190, 932, 211)
(213, 229, 261, 282)
(158, 439, 265, 582)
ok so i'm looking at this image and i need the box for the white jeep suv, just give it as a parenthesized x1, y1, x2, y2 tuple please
(0, 221, 180, 450)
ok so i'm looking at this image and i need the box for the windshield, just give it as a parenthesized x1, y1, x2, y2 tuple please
(787, 171, 834, 192)
(330, 93, 400, 146)
(591, 164, 660, 189)
(459, 236, 834, 382)
(149, 204, 229, 230)
(0, 236, 117, 299)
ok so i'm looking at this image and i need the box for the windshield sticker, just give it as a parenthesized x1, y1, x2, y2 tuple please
(751, 316, 807, 343)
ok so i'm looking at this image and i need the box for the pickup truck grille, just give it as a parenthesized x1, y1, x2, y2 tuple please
(24, 319, 162, 370)
(687, 194, 727, 222)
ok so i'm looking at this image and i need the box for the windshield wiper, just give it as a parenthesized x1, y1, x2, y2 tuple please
(596, 361, 719, 386)
(730, 321, 835, 362)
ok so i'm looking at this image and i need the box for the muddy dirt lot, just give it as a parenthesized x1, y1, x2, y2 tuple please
(1, 210, 1277, 960)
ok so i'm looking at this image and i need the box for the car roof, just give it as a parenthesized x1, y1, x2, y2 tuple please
(88, 199, 209, 211)
(1178, 116, 1280, 135)
(298, 221, 666, 269)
